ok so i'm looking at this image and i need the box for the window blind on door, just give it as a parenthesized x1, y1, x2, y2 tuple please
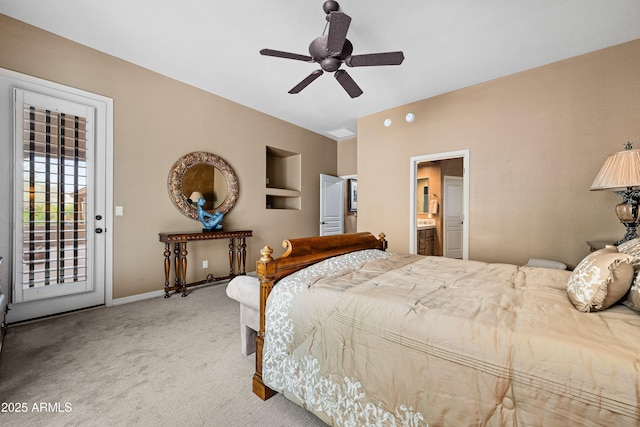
(21, 105, 88, 288)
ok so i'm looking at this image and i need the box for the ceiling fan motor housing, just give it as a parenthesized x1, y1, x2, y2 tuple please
(309, 35, 353, 72)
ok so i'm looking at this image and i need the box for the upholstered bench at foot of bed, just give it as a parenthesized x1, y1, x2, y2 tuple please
(226, 275, 260, 356)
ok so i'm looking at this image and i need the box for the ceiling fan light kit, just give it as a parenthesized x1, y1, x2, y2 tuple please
(260, 1, 405, 98)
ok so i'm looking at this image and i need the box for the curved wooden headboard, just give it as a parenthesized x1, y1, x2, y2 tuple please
(252, 231, 387, 400)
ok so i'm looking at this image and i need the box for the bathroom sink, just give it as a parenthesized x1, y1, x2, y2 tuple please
(417, 219, 436, 229)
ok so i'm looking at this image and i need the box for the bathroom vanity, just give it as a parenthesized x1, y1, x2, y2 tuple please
(417, 225, 435, 256)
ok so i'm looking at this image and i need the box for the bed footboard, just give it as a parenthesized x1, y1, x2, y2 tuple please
(252, 232, 387, 400)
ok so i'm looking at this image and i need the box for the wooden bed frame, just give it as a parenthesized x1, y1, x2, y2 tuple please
(252, 232, 387, 400)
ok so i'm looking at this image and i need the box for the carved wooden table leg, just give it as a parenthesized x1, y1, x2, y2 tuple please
(163, 243, 171, 298)
(180, 242, 188, 297)
(228, 238, 235, 277)
(173, 243, 180, 294)
(237, 237, 247, 275)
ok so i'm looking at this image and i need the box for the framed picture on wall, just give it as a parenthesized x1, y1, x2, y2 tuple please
(348, 179, 357, 212)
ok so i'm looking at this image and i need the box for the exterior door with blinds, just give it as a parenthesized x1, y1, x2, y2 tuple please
(10, 88, 107, 321)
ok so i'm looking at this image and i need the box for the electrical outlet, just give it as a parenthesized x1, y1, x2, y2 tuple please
(202, 260, 208, 269)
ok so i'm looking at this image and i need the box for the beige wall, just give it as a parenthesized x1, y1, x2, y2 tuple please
(0, 15, 336, 299)
(338, 138, 358, 233)
(337, 137, 357, 176)
(357, 38, 640, 268)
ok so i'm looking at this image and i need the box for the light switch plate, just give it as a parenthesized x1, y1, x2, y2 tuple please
(115, 206, 124, 216)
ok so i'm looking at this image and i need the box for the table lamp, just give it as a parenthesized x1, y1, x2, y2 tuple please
(188, 191, 204, 205)
(591, 142, 640, 244)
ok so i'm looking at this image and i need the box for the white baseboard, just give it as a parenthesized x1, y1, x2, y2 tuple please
(112, 289, 165, 306)
(112, 272, 257, 306)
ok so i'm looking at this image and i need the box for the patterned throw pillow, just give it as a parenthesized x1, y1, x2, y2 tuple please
(616, 237, 640, 311)
(567, 247, 635, 312)
(623, 284, 640, 311)
(618, 237, 640, 268)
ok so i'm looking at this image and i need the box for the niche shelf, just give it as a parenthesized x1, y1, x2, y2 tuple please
(266, 146, 301, 210)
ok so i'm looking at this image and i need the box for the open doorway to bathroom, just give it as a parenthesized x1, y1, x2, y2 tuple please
(341, 175, 357, 234)
(409, 150, 469, 259)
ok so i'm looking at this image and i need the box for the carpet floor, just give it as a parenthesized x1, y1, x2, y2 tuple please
(0, 283, 327, 427)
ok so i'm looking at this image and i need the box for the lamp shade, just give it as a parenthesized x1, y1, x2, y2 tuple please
(188, 191, 204, 202)
(590, 148, 640, 191)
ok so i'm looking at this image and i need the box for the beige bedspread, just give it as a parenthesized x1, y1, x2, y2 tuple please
(262, 251, 640, 426)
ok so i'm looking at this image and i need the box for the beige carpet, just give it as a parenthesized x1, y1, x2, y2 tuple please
(0, 283, 327, 427)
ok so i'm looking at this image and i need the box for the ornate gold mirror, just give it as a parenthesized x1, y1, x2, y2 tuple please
(167, 151, 239, 221)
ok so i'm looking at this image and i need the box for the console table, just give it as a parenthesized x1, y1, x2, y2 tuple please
(159, 230, 252, 297)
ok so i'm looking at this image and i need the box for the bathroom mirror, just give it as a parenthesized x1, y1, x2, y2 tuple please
(417, 178, 429, 213)
(167, 151, 239, 221)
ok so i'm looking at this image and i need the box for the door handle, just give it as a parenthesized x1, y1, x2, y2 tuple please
(95, 228, 103, 234)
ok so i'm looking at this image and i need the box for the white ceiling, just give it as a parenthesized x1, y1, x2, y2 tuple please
(2, 0, 640, 140)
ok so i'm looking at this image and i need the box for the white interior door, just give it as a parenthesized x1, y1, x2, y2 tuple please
(444, 176, 464, 259)
(320, 174, 344, 236)
(6, 83, 111, 323)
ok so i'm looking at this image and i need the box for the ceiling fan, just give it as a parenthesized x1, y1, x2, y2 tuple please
(260, 0, 405, 98)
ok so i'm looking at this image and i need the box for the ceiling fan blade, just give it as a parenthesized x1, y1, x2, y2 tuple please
(334, 70, 363, 98)
(327, 12, 351, 56)
(346, 51, 405, 67)
(260, 49, 313, 62)
(288, 70, 324, 94)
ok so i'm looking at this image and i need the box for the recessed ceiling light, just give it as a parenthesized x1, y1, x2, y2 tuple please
(384, 118, 392, 127)
(405, 112, 415, 123)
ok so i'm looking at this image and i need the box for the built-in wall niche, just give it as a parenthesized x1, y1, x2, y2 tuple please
(266, 146, 301, 210)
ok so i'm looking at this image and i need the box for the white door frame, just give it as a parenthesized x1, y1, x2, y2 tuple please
(0, 68, 113, 323)
(409, 150, 469, 259)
